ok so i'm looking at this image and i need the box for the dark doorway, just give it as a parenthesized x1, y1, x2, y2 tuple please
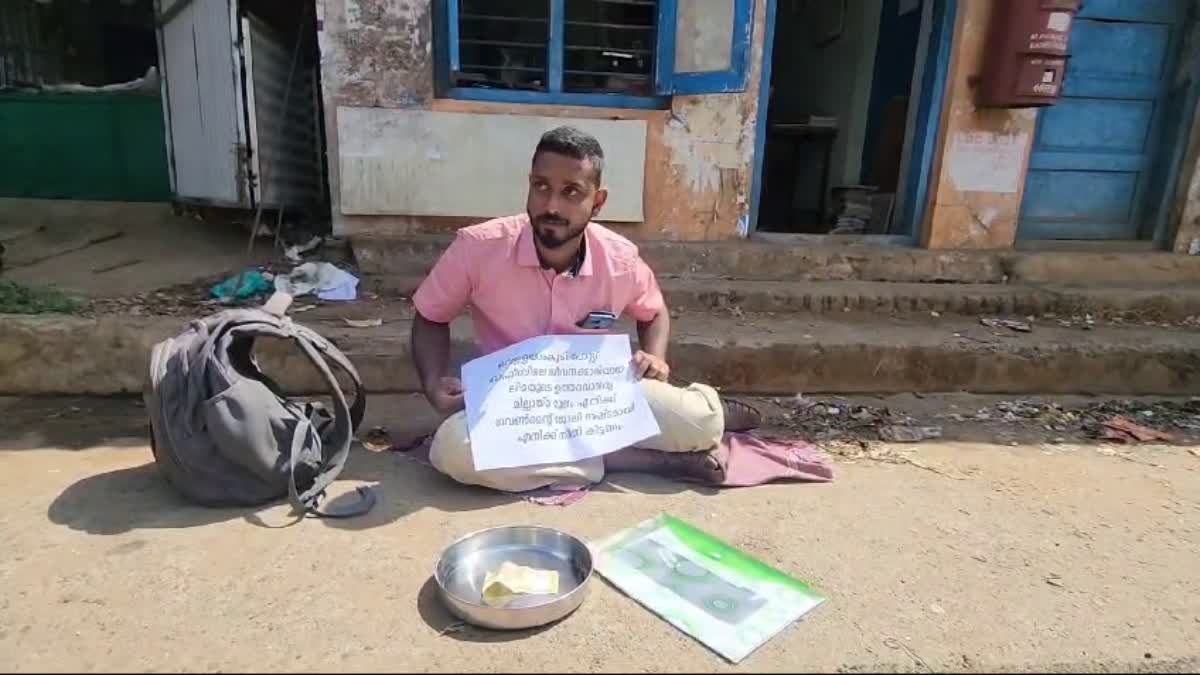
(757, 0, 927, 236)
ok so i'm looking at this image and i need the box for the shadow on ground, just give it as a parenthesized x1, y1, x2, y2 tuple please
(44, 449, 520, 535)
(597, 473, 719, 497)
(0, 396, 149, 451)
(309, 448, 724, 530)
(45, 462, 238, 534)
(44, 444, 727, 537)
(316, 450, 518, 532)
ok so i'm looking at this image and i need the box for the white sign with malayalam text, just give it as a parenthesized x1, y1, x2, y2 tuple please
(462, 334, 661, 471)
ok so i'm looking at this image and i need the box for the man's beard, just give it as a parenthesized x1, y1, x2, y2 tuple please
(532, 214, 586, 249)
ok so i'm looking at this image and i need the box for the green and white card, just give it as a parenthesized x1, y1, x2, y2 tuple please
(592, 514, 825, 663)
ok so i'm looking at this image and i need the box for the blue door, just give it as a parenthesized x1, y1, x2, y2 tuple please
(1018, 0, 1190, 240)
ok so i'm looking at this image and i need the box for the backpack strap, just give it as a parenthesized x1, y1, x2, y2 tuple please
(287, 329, 374, 518)
(201, 309, 374, 518)
(293, 323, 366, 430)
(286, 415, 376, 518)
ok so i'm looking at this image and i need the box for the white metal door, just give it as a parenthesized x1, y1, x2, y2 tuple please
(156, 0, 253, 207)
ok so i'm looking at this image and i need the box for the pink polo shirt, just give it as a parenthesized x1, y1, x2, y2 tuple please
(412, 214, 666, 355)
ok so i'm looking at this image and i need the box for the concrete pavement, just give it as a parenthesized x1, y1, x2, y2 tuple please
(1, 396, 1199, 672)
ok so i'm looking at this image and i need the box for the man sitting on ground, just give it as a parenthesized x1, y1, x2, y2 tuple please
(410, 126, 760, 492)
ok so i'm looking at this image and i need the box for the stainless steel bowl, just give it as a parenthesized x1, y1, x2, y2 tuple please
(434, 525, 593, 630)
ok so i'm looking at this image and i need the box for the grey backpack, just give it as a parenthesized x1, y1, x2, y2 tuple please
(144, 307, 375, 518)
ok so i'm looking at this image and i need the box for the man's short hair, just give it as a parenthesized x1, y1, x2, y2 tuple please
(533, 126, 605, 186)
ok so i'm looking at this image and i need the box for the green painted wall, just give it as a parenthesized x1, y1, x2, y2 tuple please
(0, 93, 171, 202)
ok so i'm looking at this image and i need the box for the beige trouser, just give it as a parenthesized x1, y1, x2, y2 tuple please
(428, 379, 724, 492)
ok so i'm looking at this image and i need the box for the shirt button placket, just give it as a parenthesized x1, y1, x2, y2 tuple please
(545, 273, 557, 334)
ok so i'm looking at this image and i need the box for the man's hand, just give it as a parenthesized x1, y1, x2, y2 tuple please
(632, 350, 670, 382)
(426, 376, 466, 416)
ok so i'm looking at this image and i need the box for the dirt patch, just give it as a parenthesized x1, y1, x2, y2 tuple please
(750, 393, 1200, 447)
(83, 275, 228, 317)
(82, 256, 371, 318)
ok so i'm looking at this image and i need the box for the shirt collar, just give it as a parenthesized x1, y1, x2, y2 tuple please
(516, 219, 594, 277)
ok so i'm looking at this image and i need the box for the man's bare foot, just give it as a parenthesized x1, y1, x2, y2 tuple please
(605, 445, 728, 484)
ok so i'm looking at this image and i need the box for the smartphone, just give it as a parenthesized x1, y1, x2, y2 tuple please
(576, 311, 617, 330)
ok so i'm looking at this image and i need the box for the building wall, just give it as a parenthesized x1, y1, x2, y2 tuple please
(315, 0, 1200, 252)
(1169, 3, 1200, 254)
(316, 0, 769, 242)
(925, 0, 1200, 251)
(1170, 97, 1200, 253)
(921, 0, 1038, 249)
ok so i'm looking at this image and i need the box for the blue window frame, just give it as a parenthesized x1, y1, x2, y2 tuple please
(654, 0, 754, 95)
(434, 0, 755, 109)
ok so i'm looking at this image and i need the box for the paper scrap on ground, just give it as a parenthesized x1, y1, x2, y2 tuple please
(593, 514, 825, 664)
(342, 317, 383, 328)
(482, 562, 560, 607)
(462, 334, 660, 471)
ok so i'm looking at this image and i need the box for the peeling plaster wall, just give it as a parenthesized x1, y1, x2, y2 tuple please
(1171, 126, 1200, 252)
(317, 0, 767, 242)
(922, 0, 1038, 250)
(1169, 100, 1200, 254)
(1169, 5, 1200, 254)
(320, 0, 433, 107)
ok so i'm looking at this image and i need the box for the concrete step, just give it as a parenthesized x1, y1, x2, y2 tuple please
(666, 279, 1200, 320)
(365, 275, 1200, 321)
(5, 303, 1199, 396)
(352, 234, 1200, 285)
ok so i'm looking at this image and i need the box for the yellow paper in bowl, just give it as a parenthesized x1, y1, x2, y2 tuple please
(481, 561, 560, 608)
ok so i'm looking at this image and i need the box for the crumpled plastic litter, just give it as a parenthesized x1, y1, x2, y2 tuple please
(274, 262, 359, 301)
(211, 269, 273, 301)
